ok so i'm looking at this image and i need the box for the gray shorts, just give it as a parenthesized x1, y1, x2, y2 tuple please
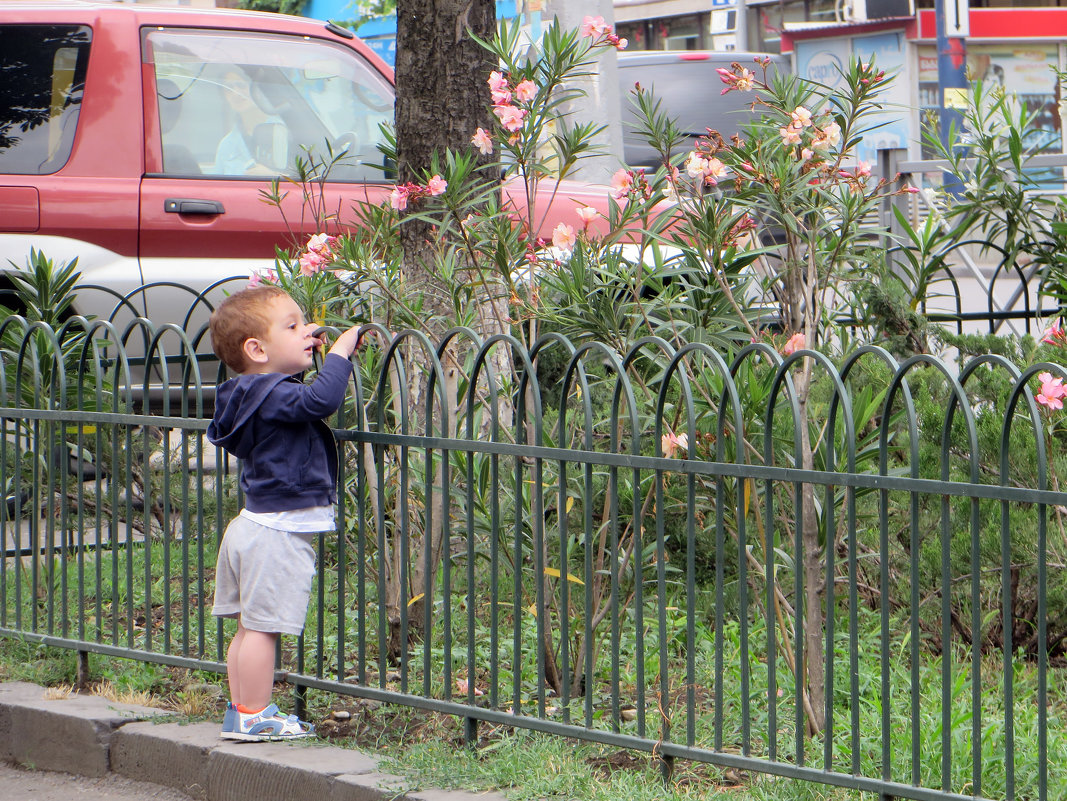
(211, 515, 318, 636)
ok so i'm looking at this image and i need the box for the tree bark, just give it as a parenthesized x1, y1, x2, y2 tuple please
(395, 0, 496, 325)
(392, 0, 496, 655)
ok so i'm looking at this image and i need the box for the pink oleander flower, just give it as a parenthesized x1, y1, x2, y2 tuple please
(1037, 371, 1067, 410)
(471, 127, 493, 155)
(800, 147, 815, 162)
(780, 126, 802, 146)
(1042, 319, 1067, 347)
(299, 250, 326, 276)
(491, 87, 512, 106)
(703, 156, 727, 185)
(552, 222, 576, 251)
(812, 121, 841, 151)
(685, 152, 709, 179)
(718, 66, 756, 94)
(427, 174, 447, 196)
(576, 206, 598, 228)
(661, 431, 689, 459)
(455, 678, 485, 697)
(903, 183, 919, 194)
(248, 269, 277, 288)
(855, 159, 872, 178)
(821, 121, 842, 147)
(514, 80, 537, 103)
(781, 332, 806, 356)
(487, 71, 508, 92)
(610, 169, 634, 200)
(580, 15, 609, 38)
(791, 106, 813, 128)
(494, 103, 526, 132)
(685, 152, 728, 185)
(614, 37, 628, 50)
(389, 185, 409, 211)
(305, 233, 336, 255)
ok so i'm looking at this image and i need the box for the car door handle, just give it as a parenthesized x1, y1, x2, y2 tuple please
(164, 198, 225, 215)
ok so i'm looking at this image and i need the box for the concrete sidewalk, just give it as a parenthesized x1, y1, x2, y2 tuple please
(0, 682, 505, 801)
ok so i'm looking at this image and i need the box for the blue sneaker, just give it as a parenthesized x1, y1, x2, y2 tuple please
(220, 702, 314, 741)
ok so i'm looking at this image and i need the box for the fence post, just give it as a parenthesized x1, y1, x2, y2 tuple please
(76, 649, 90, 691)
(659, 754, 674, 786)
(293, 684, 307, 722)
(878, 148, 909, 239)
(463, 715, 478, 748)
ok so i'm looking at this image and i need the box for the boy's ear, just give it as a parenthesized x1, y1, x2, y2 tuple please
(242, 337, 269, 365)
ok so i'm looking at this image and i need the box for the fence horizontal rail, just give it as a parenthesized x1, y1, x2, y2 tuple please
(341, 429, 1067, 506)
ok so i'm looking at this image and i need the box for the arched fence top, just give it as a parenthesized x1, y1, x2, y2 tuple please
(370, 327, 451, 439)
(657, 340, 745, 464)
(1005, 361, 1067, 492)
(558, 338, 642, 456)
(0, 318, 1064, 490)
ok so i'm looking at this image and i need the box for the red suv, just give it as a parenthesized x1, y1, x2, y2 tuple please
(0, 2, 614, 329)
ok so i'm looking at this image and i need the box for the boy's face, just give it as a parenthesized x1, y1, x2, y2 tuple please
(243, 295, 320, 375)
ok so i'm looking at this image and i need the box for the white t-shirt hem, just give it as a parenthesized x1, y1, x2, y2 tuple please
(239, 505, 336, 533)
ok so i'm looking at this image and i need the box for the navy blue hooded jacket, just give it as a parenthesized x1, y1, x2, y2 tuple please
(207, 353, 351, 513)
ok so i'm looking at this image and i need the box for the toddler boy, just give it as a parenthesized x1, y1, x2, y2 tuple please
(207, 284, 362, 740)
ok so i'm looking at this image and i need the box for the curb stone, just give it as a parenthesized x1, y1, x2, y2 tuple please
(0, 682, 507, 801)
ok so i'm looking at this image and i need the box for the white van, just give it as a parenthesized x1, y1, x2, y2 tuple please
(616, 50, 790, 170)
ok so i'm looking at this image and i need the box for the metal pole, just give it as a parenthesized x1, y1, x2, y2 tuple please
(735, 0, 748, 52)
(934, 0, 967, 192)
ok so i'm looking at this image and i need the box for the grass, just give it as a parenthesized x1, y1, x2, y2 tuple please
(6, 626, 1062, 801)
(0, 634, 865, 801)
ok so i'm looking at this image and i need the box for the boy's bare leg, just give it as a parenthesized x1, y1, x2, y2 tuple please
(227, 618, 279, 711)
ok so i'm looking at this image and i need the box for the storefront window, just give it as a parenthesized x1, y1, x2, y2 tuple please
(659, 15, 702, 50)
(917, 44, 1061, 167)
(616, 21, 650, 51)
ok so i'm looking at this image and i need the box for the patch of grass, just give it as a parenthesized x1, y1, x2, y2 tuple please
(0, 636, 858, 800)
(0, 638, 79, 686)
(0, 637, 229, 718)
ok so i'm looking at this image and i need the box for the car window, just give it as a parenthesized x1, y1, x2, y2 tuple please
(0, 24, 91, 175)
(144, 29, 394, 181)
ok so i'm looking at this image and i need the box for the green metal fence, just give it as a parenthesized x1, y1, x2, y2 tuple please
(1, 312, 1063, 801)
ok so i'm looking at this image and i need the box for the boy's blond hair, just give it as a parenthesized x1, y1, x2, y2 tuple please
(210, 284, 290, 374)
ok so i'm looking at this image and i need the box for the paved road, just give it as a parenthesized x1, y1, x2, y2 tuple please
(0, 762, 192, 801)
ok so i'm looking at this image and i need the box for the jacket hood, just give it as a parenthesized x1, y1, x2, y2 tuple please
(207, 372, 291, 458)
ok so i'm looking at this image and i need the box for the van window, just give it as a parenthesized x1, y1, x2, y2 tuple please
(620, 61, 758, 139)
(0, 25, 91, 175)
(145, 29, 393, 181)
(617, 54, 785, 169)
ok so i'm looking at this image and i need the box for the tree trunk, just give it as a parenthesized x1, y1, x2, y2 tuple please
(395, 0, 496, 314)
(797, 364, 826, 736)
(392, 0, 496, 654)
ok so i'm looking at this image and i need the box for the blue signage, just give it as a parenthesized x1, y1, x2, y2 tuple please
(363, 36, 396, 66)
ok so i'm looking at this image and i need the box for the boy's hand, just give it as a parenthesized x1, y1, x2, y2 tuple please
(314, 326, 367, 359)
